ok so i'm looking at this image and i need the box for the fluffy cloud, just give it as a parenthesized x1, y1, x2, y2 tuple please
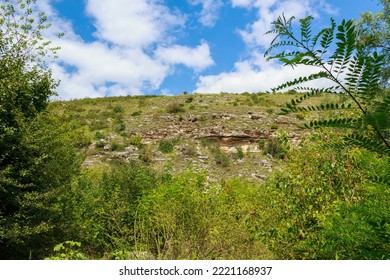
(194, 0, 337, 94)
(86, 0, 184, 48)
(189, 0, 223, 27)
(155, 42, 214, 71)
(38, 0, 213, 99)
(195, 55, 333, 93)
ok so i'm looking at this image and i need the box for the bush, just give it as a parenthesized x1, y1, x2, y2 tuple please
(60, 162, 159, 257)
(263, 132, 290, 159)
(95, 131, 106, 140)
(0, 111, 86, 259)
(236, 146, 244, 160)
(158, 138, 179, 154)
(131, 111, 141, 117)
(258, 139, 266, 150)
(134, 173, 273, 259)
(139, 146, 153, 164)
(262, 131, 390, 259)
(113, 105, 123, 113)
(210, 143, 230, 167)
(114, 122, 126, 132)
(166, 102, 185, 114)
(96, 140, 105, 149)
(110, 142, 125, 151)
(128, 135, 142, 149)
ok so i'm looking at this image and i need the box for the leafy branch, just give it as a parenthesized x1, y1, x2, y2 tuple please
(265, 14, 390, 155)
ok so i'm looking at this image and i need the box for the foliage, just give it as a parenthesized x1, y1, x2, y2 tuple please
(265, 15, 390, 157)
(262, 131, 390, 259)
(59, 162, 159, 257)
(158, 138, 178, 154)
(131, 111, 141, 117)
(166, 102, 185, 113)
(209, 142, 230, 167)
(113, 105, 123, 113)
(236, 146, 244, 160)
(0, 112, 86, 259)
(110, 142, 125, 151)
(0, 0, 76, 259)
(263, 131, 290, 159)
(127, 135, 142, 149)
(134, 172, 272, 259)
(355, 0, 390, 87)
(45, 241, 87, 260)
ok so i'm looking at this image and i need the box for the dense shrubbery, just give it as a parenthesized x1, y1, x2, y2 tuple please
(262, 130, 390, 259)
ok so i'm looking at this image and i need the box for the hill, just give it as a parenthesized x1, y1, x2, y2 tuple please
(49, 92, 315, 182)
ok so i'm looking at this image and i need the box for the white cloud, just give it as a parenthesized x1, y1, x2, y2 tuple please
(194, 0, 338, 94)
(189, 0, 223, 27)
(231, 0, 255, 8)
(195, 55, 334, 93)
(238, 0, 313, 49)
(155, 42, 214, 71)
(36, 0, 214, 99)
(86, 0, 185, 48)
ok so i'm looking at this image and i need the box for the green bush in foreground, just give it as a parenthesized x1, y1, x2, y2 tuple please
(262, 130, 390, 259)
(134, 173, 273, 259)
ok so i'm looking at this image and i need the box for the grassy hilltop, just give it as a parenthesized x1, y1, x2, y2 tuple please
(50, 92, 313, 182)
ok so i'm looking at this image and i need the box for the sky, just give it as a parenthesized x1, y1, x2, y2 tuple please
(36, 0, 382, 100)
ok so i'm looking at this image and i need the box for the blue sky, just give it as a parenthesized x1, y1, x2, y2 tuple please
(38, 0, 381, 100)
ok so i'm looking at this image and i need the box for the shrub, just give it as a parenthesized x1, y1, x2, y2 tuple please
(111, 142, 125, 151)
(95, 131, 106, 140)
(236, 146, 244, 160)
(96, 141, 105, 149)
(185, 96, 194, 103)
(209, 143, 230, 167)
(131, 111, 141, 117)
(167, 102, 185, 113)
(139, 146, 153, 164)
(114, 122, 126, 132)
(113, 105, 123, 113)
(263, 132, 290, 159)
(262, 131, 390, 259)
(134, 173, 273, 259)
(128, 135, 142, 149)
(61, 162, 159, 257)
(158, 139, 175, 153)
(258, 139, 266, 150)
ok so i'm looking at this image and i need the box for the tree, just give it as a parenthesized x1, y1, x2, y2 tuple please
(0, 0, 83, 259)
(356, 0, 389, 87)
(264, 14, 390, 161)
